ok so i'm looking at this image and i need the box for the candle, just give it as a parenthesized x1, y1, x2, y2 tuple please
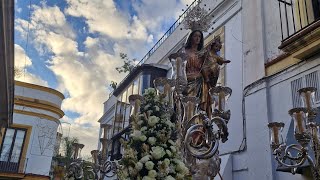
(312, 127, 319, 144)
(134, 99, 141, 115)
(100, 138, 108, 159)
(272, 126, 279, 145)
(73, 143, 80, 159)
(91, 150, 98, 164)
(187, 102, 195, 121)
(218, 91, 225, 111)
(103, 126, 108, 139)
(295, 112, 304, 134)
(305, 91, 311, 111)
(176, 57, 182, 78)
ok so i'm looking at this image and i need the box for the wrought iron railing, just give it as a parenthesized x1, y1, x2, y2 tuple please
(0, 155, 26, 173)
(278, 0, 320, 41)
(109, 0, 200, 96)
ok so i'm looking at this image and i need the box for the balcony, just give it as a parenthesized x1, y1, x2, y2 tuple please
(0, 155, 26, 173)
(278, 0, 320, 54)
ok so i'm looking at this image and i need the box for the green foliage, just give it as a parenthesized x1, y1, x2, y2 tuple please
(110, 81, 118, 91)
(115, 53, 136, 74)
(109, 53, 136, 91)
(62, 136, 79, 167)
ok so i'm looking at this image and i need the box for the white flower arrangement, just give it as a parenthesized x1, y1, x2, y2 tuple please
(118, 88, 190, 180)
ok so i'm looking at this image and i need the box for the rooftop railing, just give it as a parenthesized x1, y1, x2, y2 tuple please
(109, 0, 200, 96)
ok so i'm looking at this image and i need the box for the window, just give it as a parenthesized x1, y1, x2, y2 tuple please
(141, 74, 151, 94)
(0, 128, 26, 172)
(133, 77, 140, 95)
(278, 0, 320, 40)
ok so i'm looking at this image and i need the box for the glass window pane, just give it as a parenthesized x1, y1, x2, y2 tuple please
(139, 75, 143, 95)
(121, 90, 127, 103)
(133, 78, 139, 95)
(10, 130, 25, 163)
(0, 129, 15, 161)
(141, 74, 151, 94)
(127, 84, 133, 103)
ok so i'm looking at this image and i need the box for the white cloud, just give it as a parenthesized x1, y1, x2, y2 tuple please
(14, 44, 48, 87)
(15, 73, 49, 87)
(15, 44, 32, 68)
(65, 0, 131, 40)
(15, 4, 125, 132)
(32, 5, 75, 38)
(14, 0, 194, 156)
(132, 0, 179, 31)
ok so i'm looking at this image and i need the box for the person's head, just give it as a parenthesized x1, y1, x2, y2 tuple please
(185, 30, 204, 51)
(210, 36, 222, 52)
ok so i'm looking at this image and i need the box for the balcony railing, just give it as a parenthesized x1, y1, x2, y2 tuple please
(278, 0, 320, 41)
(0, 155, 26, 173)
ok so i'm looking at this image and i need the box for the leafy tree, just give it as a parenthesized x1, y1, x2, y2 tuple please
(110, 81, 118, 91)
(109, 53, 137, 91)
(115, 53, 136, 74)
(62, 136, 79, 167)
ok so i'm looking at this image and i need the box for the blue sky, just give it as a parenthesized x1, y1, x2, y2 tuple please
(14, 0, 194, 155)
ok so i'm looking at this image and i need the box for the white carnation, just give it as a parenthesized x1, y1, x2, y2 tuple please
(145, 161, 155, 170)
(176, 161, 189, 175)
(135, 162, 143, 171)
(142, 176, 154, 180)
(144, 104, 150, 110)
(170, 146, 176, 153)
(148, 137, 156, 145)
(141, 126, 147, 132)
(139, 135, 147, 142)
(165, 120, 174, 127)
(148, 170, 157, 178)
(166, 150, 172, 157)
(168, 140, 175, 145)
(164, 158, 170, 166)
(131, 130, 142, 140)
(148, 116, 160, 127)
(164, 175, 175, 180)
(140, 155, 151, 163)
(176, 173, 184, 179)
(151, 146, 166, 159)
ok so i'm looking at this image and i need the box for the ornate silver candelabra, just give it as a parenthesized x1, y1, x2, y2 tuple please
(90, 124, 118, 180)
(268, 87, 320, 180)
(65, 142, 88, 180)
(152, 56, 232, 178)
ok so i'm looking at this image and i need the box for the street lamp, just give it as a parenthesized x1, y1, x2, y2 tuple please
(268, 87, 320, 179)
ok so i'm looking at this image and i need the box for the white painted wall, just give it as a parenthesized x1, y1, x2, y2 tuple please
(13, 83, 64, 176)
(15, 86, 63, 108)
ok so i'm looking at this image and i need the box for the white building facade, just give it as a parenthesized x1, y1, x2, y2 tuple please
(99, 0, 320, 179)
(0, 81, 65, 179)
